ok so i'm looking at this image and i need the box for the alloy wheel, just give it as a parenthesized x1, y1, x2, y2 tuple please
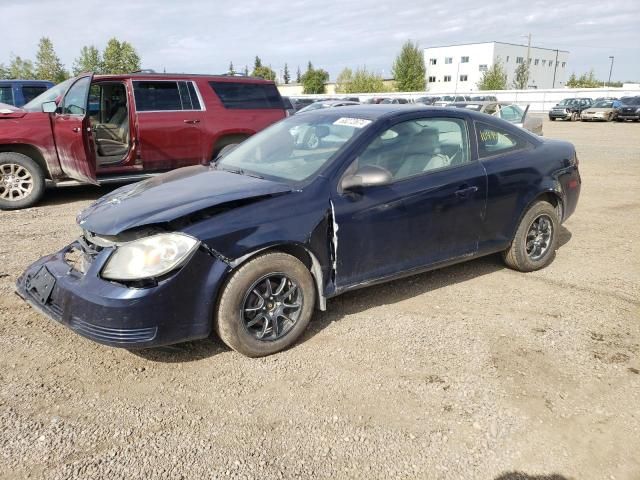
(0, 163, 34, 202)
(525, 214, 553, 261)
(241, 273, 303, 341)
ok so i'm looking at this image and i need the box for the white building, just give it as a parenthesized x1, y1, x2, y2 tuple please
(423, 42, 570, 93)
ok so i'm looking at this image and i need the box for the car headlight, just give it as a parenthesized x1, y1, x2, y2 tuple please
(102, 233, 199, 281)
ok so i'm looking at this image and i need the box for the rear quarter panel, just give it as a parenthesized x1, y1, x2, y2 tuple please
(478, 137, 578, 253)
(195, 78, 286, 159)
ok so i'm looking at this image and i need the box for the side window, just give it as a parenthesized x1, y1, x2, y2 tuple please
(498, 105, 523, 122)
(133, 81, 182, 111)
(62, 76, 91, 115)
(21, 86, 48, 104)
(484, 104, 497, 115)
(358, 118, 470, 181)
(0, 86, 13, 105)
(476, 122, 530, 158)
(209, 82, 283, 109)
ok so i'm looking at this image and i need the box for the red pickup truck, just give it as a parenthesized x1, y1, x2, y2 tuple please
(0, 73, 287, 209)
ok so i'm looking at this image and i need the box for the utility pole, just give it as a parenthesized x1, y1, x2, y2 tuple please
(552, 49, 559, 89)
(607, 56, 615, 87)
(522, 33, 532, 89)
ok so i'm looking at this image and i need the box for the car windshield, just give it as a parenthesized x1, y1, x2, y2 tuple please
(593, 101, 613, 108)
(216, 112, 372, 183)
(22, 77, 75, 112)
(557, 99, 579, 106)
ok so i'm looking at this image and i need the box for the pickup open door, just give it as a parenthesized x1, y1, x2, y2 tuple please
(52, 74, 98, 184)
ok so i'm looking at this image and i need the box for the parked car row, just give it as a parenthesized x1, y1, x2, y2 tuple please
(0, 80, 54, 108)
(548, 96, 640, 122)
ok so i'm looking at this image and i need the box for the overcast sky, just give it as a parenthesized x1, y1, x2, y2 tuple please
(2, 0, 639, 83)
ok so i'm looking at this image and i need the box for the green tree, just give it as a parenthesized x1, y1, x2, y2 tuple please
(392, 40, 426, 91)
(0, 63, 9, 79)
(102, 38, 141, 74)
(8, 55, 36, 79)
(35, 37, 68, 82)
(477, 61, 507, 90)
(254, 56, 262, 69)
(296, 66, 301, 83)
(73, 45, 102, 75)
(228, 61, 235, 75)
(252, 65, 276, 81)
(307, 61, 313, 72)
(566, 70, 600, 88)
(301, 66, 329, 94)
(336, 67, 385, 93)
(283, 63, 290, 84)
(243, 65, 249, 76)
(512, 62, 529, 89)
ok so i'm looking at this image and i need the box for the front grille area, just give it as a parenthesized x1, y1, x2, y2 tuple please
(70, 317, 158, 345)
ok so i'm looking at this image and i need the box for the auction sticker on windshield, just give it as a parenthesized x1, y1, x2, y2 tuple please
(333, 117, 372, 128)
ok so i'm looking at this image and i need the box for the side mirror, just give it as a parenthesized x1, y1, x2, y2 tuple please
(341, 165, 393, 191)
(42, 101, 57, 113)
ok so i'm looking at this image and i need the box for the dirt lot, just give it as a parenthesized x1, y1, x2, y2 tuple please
(1, 119, 638, 480)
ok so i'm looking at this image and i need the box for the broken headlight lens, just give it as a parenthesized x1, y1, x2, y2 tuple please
(102, 233, 199, 281)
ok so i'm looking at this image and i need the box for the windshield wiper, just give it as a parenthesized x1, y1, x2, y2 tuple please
(218, 166, 264, 179)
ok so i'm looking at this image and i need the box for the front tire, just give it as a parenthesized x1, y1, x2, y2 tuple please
(0, 152, 45, 210)
(215, 252, 316, 357)
(502, 201, 559, 272)
(571, 112, 578, 121)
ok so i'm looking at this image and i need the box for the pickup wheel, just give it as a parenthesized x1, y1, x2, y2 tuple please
(502, 201, 559, 272)
(0, 152, 45, 210)
(215, 252, 315, 357)
(571, 112, 578, 121)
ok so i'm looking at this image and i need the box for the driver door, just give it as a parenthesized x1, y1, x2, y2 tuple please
(52, 74, 98, 184)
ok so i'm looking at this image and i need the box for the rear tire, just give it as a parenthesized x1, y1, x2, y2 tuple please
(502, 201, 559, 272)
(215, 252, 316, 357)
(571, 112, 578, 121)
(0, 152, 45, 210)
(549, 117, 556, 121)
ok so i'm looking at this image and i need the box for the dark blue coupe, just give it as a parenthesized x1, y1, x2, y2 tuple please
(17, 106, 581, 357)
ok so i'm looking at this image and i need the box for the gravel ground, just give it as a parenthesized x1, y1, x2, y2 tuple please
(1, 119, 638, 480)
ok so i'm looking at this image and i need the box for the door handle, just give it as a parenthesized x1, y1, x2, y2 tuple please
(72, 127, 81, 133)
(183, 119, 200, 124)
(455, 186, 479, 197)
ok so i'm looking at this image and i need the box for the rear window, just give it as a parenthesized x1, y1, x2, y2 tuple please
(22, 86, 49, 103)
(209, 81, 283, 109)
(0, 86, 13, 105)
(133, 81, 202, 111)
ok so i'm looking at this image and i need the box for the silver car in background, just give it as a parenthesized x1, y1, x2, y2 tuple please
(449, 101, 543, 135)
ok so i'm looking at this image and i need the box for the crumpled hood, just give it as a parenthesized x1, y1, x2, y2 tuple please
(77, 166, 292, 235)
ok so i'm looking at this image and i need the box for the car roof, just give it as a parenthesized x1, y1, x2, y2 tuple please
(301, 104, 481, 120)
(91, 73, 275, 84)
(0, 79, 53, 84)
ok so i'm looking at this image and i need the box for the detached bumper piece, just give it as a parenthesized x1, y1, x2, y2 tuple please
(16, 239, 229, 348)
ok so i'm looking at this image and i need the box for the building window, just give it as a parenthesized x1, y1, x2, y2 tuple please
(429, 58, 437, 65)
(549, 61, 553, 68)
(506, 56, 510, 62)
(460, 75, 468, 82)
(445, 57, 453, 64)
(428, 76, 436, 83)
(528, 58, 532, 64)
(556, 61, 560, 67)
(542, 59, 546, 66)
(461, 56, 469, 63)
(561, 62, 566, 68)
(534, 59, 539, 65)
(479, 64, 488, 72)
(443, 75, 451, 82)
(516, 57, 524, 64)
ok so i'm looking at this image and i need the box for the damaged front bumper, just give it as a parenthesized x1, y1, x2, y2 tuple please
(15, 240, 229, 348)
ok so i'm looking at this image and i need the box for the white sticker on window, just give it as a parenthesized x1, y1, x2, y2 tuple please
(333, 117, 372, 128)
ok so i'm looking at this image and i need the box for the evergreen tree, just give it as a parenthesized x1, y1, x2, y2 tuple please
(307, 61, 313, 72)
(73, 45, 102, 75)
(283, 63, 290, 84)
(296, 66, 302, 83)
(243, 65, 249, 76)
(254, 56, 262, 69)
(35, 37, 68, 82)
(228, 61, 235, 75)
(391, 40, 425, 91)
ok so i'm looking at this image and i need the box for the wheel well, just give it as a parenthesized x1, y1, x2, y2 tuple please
(0, 144, 51, 179)
(211, 134, 251, 160)
(536, 191, 563, 221)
